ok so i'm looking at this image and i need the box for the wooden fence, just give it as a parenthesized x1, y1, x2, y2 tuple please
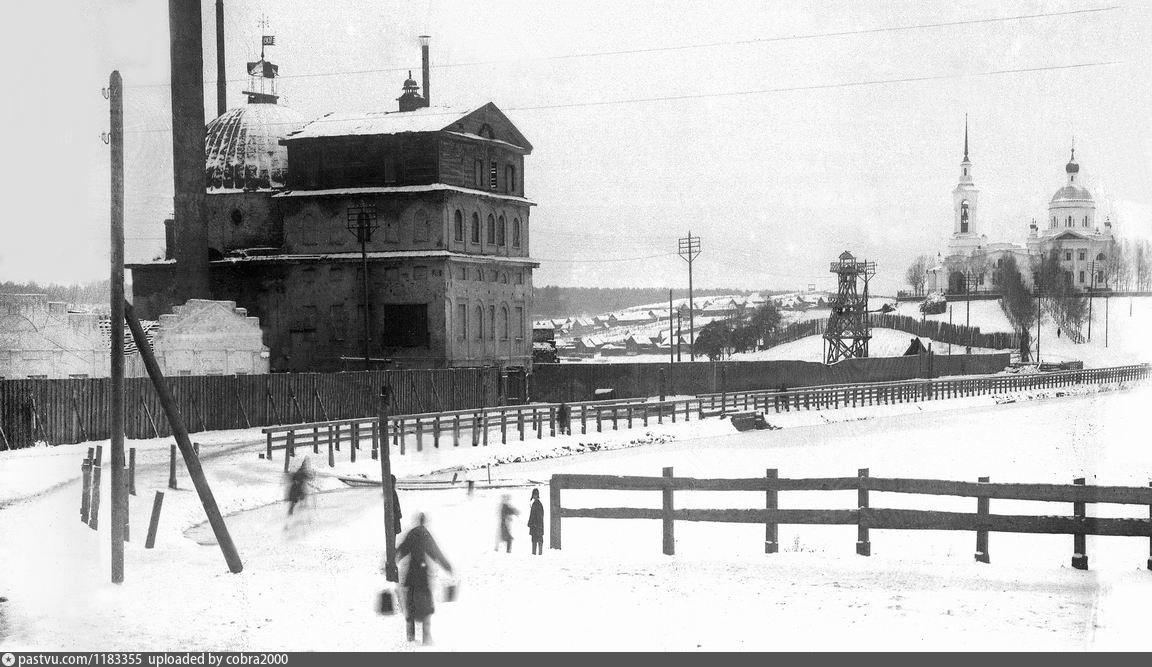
(257, 363, 1146, 460)
(548, 467, 1152, 570)
(0, 368, 505, 450)
(868, 313, 1019, 350)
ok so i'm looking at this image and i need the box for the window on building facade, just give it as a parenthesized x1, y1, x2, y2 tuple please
(1067, 216, 1073, 228)
(1097, 252, 1106, 262)
(500, 306, 509, 340)
(1097, 270, 1105, 284)
(512, 219, 521, 248)
(457, 303, 467, 339)
(488, 305, 496, 340)
(506, 165, 516, 194)
(381, 304, 429, 347)
(489, 160, 498, 190)
(1065, 250, 1072, 261)
(474, 159, 484, 187)
(475, 306, 484, 340)
(960, 200, 969, 234)
(471, 213, 480, 243)
(1083, 216, 1089, 227)
(454, 210, 464, 241)
(1078, 271, 1085, 284)
(1078, 250, 1085, 261)
(515, 306, 524, 338)
(516, 272, 523, 285)
(487, 215, 496, 244)
(497, 216, 506, 246)
(414, 215, 430, 243)
(457, 266, 466, 281)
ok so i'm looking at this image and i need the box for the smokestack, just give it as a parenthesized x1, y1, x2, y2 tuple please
(419, 35, 430, 107)
(170, 0, 211, 300)
(216, 0, 226, 117)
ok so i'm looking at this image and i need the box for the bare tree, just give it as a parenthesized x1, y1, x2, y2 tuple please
(904, 255, 932, 296)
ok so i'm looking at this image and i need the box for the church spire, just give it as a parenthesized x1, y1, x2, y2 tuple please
(963, 114, 969, 162)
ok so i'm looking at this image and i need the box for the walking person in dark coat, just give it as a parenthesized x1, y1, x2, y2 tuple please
(396, 513, 452, 644)
(496, 494, 519, 553)
(390, 474, 403, 535)
(527, 488, 545, 555)
(556, 402, 571, 435)
(285, 457, 314, 517)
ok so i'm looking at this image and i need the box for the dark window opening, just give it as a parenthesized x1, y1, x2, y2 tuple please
(489, 161, 498, 190)
(506, 165, 516, 194)
(230, 209, 244, 225)
(471, 213, 480, 244)
(454, 210, 464, 242)
(497, 216, 506, 246)
(512, 219, 521, 248)
(487, 215, 496, 244)
(474, 159, 484, 187)
(381, 304, 429, 348)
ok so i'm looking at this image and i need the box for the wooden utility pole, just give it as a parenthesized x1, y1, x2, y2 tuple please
(126, 301, 243, 573)
(678, 233, 701, 361)
(215, 0, 226, 117)
(379, 386, 398, 582)
(109, 70, 127, 584)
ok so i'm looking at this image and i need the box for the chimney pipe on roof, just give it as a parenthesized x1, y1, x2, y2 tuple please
(419, 35, 430, 107)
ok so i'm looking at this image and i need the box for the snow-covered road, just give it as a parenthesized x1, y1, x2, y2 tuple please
(1, 382, 1149, 651)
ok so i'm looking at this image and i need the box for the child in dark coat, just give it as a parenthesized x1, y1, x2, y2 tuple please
(497, 495, 519, 553)
(527, 488, 545, 555)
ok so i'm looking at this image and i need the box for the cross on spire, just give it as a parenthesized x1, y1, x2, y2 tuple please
(963, 114, 969, 162)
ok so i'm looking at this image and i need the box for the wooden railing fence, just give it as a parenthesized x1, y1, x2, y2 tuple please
(548, 468, 1152, 571)
(258, 364, 1148, 465)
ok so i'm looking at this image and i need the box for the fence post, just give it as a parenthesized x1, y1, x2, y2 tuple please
(313, 426, 320, 455)
(415, 418, 423, 453)
(128, 448, 136, 496)
(662, 467, 675, 556)
(350, 422, 358, 463)
(432, 416, 442, 449)
(627, 406, 633, 429)
(80, 458, 93, 524)
(549, 476, 562, 550)
(596, 407, 602, 433)
(856, 468, 870, 556)
(266, 432, 272, 461)
(283, 434, 291, 473)
(169, 444, 178, 489)
(328, 438, 335, 467)
(517, 411, 525, 442)
(501, 410, 508, 444)
(975, 476, 990, 563)
(89, 463, 102, 530)
(580, 406, 587, 435)
(765, 468, 778, 554)
(643, 404, 649, 428)
(483, 413, 490, 447)
(457, 414, 463, 447)
(144, 491, 164, 549)
(549, 406, 556, 437)
(371, 421, 379, 460)
(1072, 477, 1088, 570)
(612, 406, 619, 431)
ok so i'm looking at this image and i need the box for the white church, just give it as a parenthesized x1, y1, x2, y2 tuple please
(927, 122, 1114, 295)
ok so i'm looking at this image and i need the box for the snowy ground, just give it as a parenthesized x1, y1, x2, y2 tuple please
(1, 379, 1150, 651)
(892, 299, 1015, 333)
(579, 327, 998, 364)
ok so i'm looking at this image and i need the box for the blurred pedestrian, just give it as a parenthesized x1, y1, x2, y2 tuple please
(285, 457, 314, 517)
(496, 494, 519, 553)
(556, 402, 571, 435)
(527, 488, 544, 555)
(396, 513, 453, 644)
(391, 474, 403, 535)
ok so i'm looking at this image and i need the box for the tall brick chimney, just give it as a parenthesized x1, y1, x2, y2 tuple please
(169, 0, 211, 300)
(419, 35, 430, 107)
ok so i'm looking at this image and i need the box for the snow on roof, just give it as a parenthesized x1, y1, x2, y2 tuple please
(273, 184, 536, 205)
(285, 104, 481, 140)
(210, 250, 540, 267)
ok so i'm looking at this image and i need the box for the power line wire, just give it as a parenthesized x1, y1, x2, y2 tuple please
(120, 59, 1122, 135)
(120, 5, 1120, 90)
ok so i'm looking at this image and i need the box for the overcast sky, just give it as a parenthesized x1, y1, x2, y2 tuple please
(2, 0, 1150, 294)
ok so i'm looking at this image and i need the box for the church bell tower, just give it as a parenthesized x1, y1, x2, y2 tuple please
(952, 116, 979, 237)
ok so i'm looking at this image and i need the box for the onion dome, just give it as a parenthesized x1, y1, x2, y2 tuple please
(1066, 147, 1080, 174)
(204, 103, 305, 192)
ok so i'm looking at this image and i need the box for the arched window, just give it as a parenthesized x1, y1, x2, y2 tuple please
(475, 306, 484, 340)
(454, 210, 463, 242)
(486, 215, 496, 244)
(488, 305, 496, 340)
(1067, 215, 1073, 228)
(471, 213, 480, 244)
(960, 200, 969, 233)
(1051, 216, 1056, 227)
(1083, 216, 1088, 227)
(500, 307, 509, 340)
(1096, 253, 1106, 262)
(512, 219, 521, 248)
(497, 216, 506, 246)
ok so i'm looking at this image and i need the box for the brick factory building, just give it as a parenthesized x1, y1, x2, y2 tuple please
(130, 36, 537, 371)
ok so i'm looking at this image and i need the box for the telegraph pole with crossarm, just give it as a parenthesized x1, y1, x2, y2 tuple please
(678, 233, 701, 361)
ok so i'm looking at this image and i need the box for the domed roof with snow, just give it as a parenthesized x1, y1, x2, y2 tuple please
(204, 103, 306, 192)
(1050, 184, 1093, 203)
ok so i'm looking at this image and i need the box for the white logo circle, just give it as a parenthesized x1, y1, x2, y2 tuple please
(2, 652, 15, 667)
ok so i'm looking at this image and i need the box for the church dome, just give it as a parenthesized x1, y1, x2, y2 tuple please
(1050, 184, 1093, 203)
(205, 103, 306, 192)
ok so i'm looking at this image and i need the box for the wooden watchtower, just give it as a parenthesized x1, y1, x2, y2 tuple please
(823, 251, 876, 364)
